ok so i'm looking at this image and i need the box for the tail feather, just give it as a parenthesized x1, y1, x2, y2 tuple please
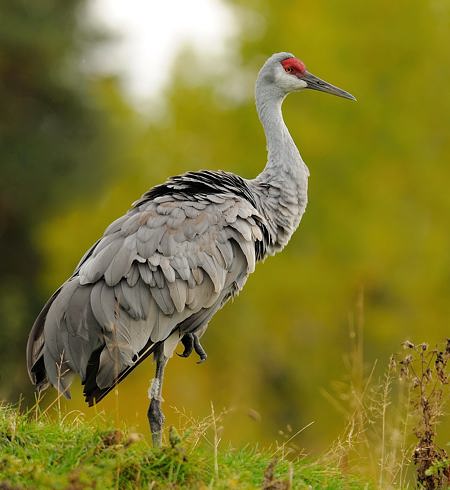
(26, 287, 63, 388)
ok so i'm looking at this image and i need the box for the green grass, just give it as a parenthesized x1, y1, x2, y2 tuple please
(0, 403, 370, 489)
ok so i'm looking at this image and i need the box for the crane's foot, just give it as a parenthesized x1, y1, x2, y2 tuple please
(177, 333, 207, 364)
(177, 333, 194, 358)
(193, 334, 207, 364)
(148, 397, 165, 448)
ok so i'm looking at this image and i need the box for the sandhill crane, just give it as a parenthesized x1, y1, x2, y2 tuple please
(27, 52, 355, 447)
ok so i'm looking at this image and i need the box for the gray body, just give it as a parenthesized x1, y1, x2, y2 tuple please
(27, 52, 353, 434)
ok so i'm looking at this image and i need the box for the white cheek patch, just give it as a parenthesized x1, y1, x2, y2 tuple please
(284, 76, 308, 92)
(275, 69, 308, 92)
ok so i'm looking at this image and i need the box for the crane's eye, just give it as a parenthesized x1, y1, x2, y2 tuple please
(285, 66, 293, 74)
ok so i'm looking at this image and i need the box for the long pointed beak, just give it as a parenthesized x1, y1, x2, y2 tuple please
(303, 71, 356, 101)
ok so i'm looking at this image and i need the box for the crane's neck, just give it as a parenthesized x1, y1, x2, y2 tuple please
(251, 88, 309, 255)
(257, 93, 301, 175)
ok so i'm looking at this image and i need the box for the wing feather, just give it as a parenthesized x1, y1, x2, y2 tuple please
(104, 235, 137, 286)
(119, 279, 145, 320)
(167, 278, 187, 313)
(150, 285, 175, 315)
(138, 262, 153, 285)
(79, 238, 122, 285)
(126, 263, 140, 287)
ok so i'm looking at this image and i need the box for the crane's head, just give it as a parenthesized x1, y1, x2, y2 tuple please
(257, 52, 356, 101)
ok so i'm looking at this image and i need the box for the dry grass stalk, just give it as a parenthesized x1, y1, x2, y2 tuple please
(400, 340, 450, 489)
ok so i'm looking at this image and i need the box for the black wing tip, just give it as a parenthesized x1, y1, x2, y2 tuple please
(83, 383, 117, 407)
(84, 393, 96, 407)
(28, 356, 48, 387)
(83, 385, 101, 407)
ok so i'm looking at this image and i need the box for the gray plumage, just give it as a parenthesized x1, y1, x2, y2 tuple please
(26, 52, 354, 444)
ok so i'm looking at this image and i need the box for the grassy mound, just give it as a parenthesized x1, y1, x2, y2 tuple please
(0, 404, 369, 489)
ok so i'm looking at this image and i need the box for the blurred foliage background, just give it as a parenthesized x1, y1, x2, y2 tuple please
(1, 0, 449, 456)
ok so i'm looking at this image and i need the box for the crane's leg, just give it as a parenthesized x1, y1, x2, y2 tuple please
(148, 345, 168, 448)
(178, 333, 207, 363)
